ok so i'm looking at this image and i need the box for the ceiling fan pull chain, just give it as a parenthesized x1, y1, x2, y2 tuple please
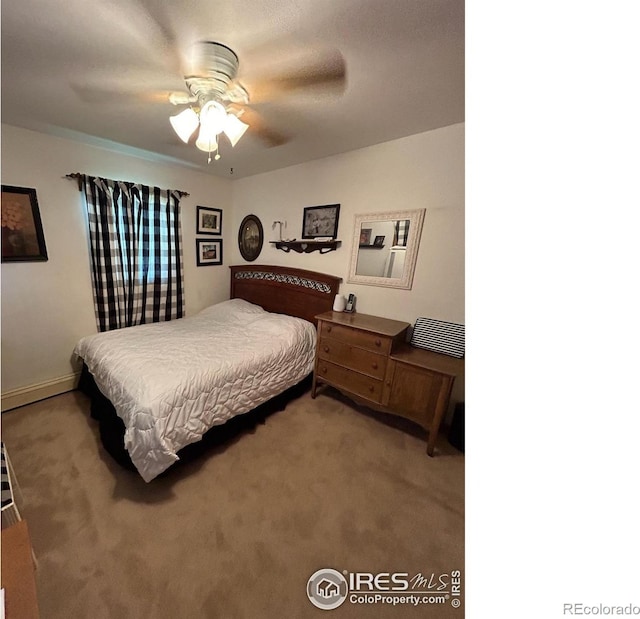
(206, 136, 222, 164)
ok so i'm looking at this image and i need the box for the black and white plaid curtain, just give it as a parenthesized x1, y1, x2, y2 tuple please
(80, 176, 184, 332)
(393, 220, 410, 246)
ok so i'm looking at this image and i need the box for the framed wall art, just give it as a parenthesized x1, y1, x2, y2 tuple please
(238, 214, 264, 262)
(1, 185, 48, 262)
(302, 204, 340, 239)
(359, 228, 372, 246)
(197, 206, 222, 235)
(196, 238, 223, 266)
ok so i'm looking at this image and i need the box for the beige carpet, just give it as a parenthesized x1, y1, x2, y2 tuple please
(1, 387, 464, 618)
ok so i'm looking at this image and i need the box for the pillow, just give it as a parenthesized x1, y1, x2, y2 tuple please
(198, 298, 266, 323)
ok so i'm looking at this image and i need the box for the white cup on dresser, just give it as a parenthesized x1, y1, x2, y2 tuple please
(332, 294, 347, 312)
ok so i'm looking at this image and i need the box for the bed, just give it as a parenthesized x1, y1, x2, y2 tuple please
(75, 265, 341, 482)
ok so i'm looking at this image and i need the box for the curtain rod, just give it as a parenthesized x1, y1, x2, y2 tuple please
(65, 173, 190, 197)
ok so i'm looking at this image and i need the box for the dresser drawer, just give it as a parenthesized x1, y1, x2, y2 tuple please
(319, 321, 392, 355)
(316, 360, 383, 403)
(318, 337, 387, 380)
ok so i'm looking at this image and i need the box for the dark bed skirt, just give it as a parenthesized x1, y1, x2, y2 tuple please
(77, 364, 311, 477)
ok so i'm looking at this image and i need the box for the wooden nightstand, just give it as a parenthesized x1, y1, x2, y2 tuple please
(312, 311, 464, 455)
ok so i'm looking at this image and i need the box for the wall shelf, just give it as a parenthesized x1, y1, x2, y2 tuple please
(358, 244, 385, 249)
(270, 240, 341, 255)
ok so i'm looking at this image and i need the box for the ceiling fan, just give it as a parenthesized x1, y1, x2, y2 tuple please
(71, 34, 346, 164)
(65, 0, 346, 162)
(64, 0, 347, 165)
(165, 40, 346, 162)
(167, 42, 257, 163)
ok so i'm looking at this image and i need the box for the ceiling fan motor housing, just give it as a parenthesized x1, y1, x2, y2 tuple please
(186, 41, 240, 104)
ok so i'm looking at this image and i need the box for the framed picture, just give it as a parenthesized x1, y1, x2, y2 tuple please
(196, 238, 223, 266)
(374, 235, 385, 247)
(302, 204, 340, 239)
(359, 228, 372, 246)
(1, 185, 48, 262)
(238, 214, 264, 262)
(197, 206, 222, 235)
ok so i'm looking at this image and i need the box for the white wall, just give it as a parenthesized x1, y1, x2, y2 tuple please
(2, 122, 464, 410)
(1, 124, 233, 397)
(232, 123, 465, 411)
(231, 123, 465, 325)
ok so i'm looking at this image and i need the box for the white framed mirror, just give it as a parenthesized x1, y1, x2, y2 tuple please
(347, 209, 425, 289)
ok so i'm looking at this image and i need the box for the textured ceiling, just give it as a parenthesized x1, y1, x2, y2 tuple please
(1, 0, 464, 179)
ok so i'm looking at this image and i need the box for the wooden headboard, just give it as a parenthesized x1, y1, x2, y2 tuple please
(230, 265, 342, 326)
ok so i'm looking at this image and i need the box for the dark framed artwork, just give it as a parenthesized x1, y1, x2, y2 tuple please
(197, 206, 222, 235)
(196, 238, 223, 266)
(238, 214, 263, 262)
(374, 235, 385, 247)
(302, 204, 340, 239)
(1, 185, 48, 262)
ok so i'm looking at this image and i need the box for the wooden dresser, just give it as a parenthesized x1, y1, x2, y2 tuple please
(312, 311, 464, 455)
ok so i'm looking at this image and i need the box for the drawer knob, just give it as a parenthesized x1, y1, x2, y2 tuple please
(327, 326, 332, 333)
(369, 385, 375, 393)
(375, 339, 381, 347)
(324, 346, 330, 353)
(321, 366, 327, 374)
(372, 362, 378, 370)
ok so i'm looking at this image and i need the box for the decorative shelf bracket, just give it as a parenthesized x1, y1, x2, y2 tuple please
(270, 240, 341, 255)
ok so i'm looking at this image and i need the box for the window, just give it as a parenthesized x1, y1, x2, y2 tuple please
(79, 176, 185, 331)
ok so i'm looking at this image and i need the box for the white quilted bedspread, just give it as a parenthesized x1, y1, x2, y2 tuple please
(74, 299, 316, 482)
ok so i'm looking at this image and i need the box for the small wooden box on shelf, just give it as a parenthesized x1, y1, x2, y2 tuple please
(312, 311, 464, 455)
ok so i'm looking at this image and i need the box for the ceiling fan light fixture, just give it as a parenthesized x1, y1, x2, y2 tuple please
(223, 113, 249, 147)
(167, 42, 265, 162)
(169, 108, 199, 143)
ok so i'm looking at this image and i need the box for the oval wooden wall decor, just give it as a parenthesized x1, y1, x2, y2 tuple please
(238, 214, 264, 262)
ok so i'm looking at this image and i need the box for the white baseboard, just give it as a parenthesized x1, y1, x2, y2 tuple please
(1, 372, 80, 412)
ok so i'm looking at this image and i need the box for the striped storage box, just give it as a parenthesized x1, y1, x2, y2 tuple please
(2, 442, 21, 527)
(410, 317, 465, 358)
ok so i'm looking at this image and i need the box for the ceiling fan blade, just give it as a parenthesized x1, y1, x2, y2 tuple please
(238, 107, 290, 148)
(243, 49, 346, 103)
(125, 0, 184, 75)
(70, 83, 177, 105)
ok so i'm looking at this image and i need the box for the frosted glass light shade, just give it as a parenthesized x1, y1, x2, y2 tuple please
(195, 126, 219, 153)
(223, 114, 249, 147)
(169, 108, 199, 143)
(199, 101, 227, 135)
